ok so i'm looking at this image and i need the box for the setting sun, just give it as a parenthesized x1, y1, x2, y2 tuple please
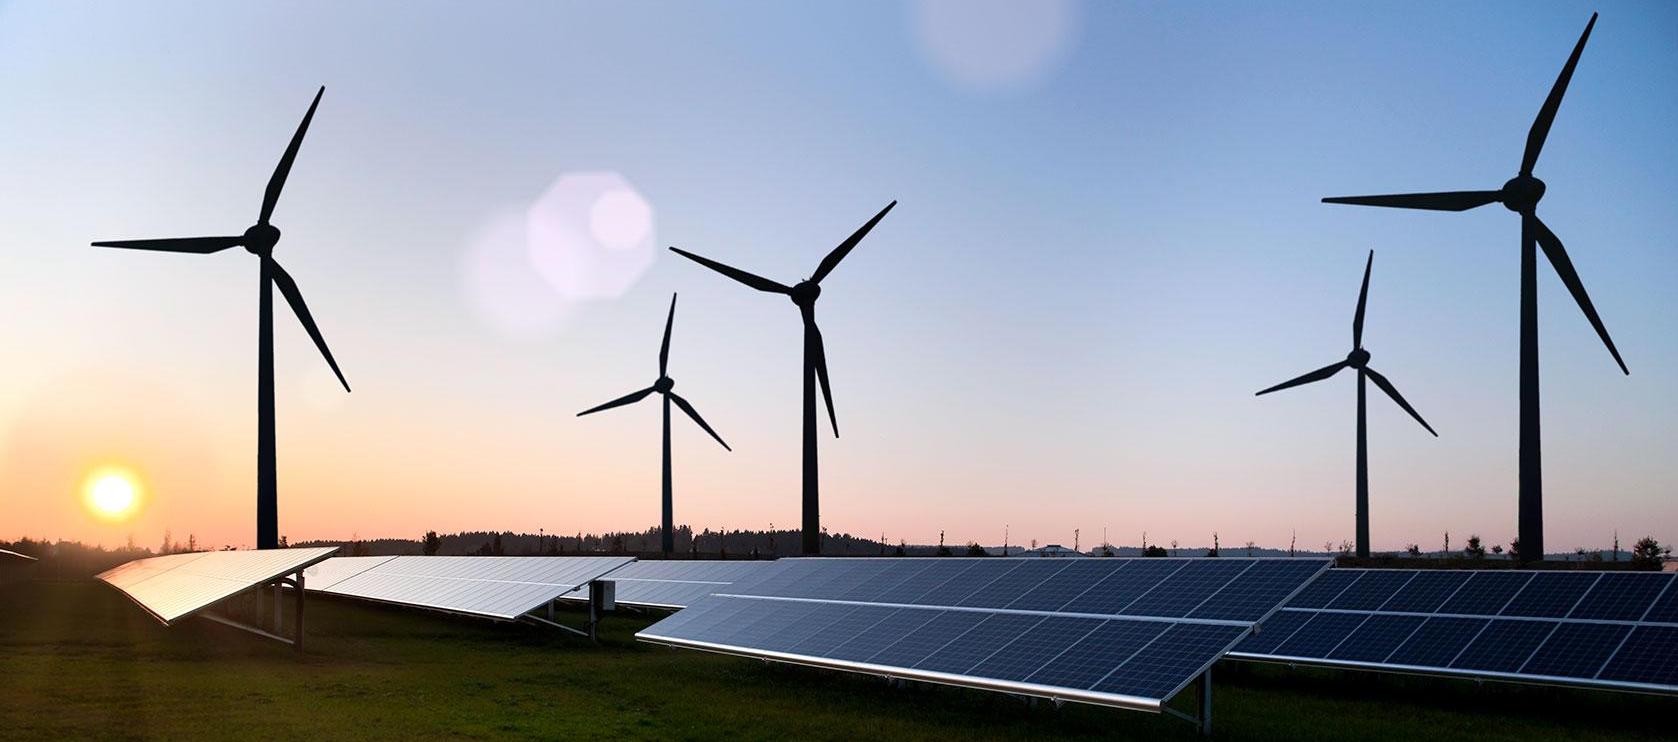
(83, 467, 142, 521)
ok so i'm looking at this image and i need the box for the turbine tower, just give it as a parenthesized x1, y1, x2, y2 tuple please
(1322, 14, 1625, 562)
(92, 87, 349, 550)
(670, 201, 895, 555)
(1257, 251, 1436, 559)
(578, 293, 730, 557)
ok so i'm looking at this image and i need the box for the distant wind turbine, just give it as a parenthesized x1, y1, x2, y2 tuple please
(1257, 251, 1435, 559)
(1322, 14, 1624, 561)
(92, 87, 349, 550)
(578, 293, 730, 557)
(670, 201, 895, 555)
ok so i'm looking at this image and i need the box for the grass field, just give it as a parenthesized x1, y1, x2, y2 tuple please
(0, 580, 1672, 741)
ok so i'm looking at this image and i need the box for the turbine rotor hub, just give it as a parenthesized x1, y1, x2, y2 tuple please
(654, 376, 674, 393)
(790, 281, 821, 307)
(1500, 175, 1545, 213)
(243, 223, 281, 255)
(1347, 348, 1371, 368)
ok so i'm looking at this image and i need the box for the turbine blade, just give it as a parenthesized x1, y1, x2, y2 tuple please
(1532, 215, 1627, 374)
(1364, 367, 1437, 436)
(806, 310, 838, 437)
(668, 247, 791, 294)
(1523, 13, 1596, 175)
(669, 392, 730, 451)
(1255, 361, 1348, 396)
(811, 200, 896, 284)
(261, 86, 324, 224)
(269, 258, 349, 392)
(577, 386, 655, 416)
(1322, 191, 1501, 212)
(1353, 250, 1373, 349)
(659, 293, 676, 376)
(91, 236, 243, 254)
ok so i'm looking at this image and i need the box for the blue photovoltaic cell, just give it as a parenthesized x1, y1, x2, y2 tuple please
(1451, 620, 1557, 673)
(915, 613, 1045, 675)
(1387, 617, 1487, 667)
(1438, 572, 1533, 615)
(1286, 569, 1359, 609)
(873, 561, 980, 605)
(1097, 623, 1246, 699)
(867, 610, 989, 667)
(1521, 622, 1631, 678)
(957, 560, 1072, 609)
(1060, 560, 1187, 616)
(1328, 571, 1417, 611)
(1501, 572, 1602, 618)
(756, 602, 860, 653)
(825, 607, 944, 662)
(1024, 619, 1167, 690)
(1599, 626, 1678, 686)
(1233, 609, 1313, 655)
(1379, 571, 1470, 613)
(790, 604, 898, 657)
(1640, 579, 1678, 625)
(1570, 573, 1674, 622)
(914, 563, 1021, 607)
(832, 561, 936, 603)
(1191, 560, 1329, 621)
(969, 615, 1103, 682)
(1329, 614, 1426, 663)
(1121, 560, 1252, 618)
(1004, 560, 1127, 612)
(1274, 612, 1368, 658)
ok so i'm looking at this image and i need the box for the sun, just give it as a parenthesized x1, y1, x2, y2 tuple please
(83, 467, 143, 521)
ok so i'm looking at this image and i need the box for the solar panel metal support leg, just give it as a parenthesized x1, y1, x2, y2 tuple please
(1198, 669, 1212, 736)
(292, 571, 305, 654)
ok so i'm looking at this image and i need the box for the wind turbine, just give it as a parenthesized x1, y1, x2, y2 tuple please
(578, 293, 730, 557)
(1257, 251, 1436, 559)
(1322, 14, 1624, 561)
(670, 201, 895, 555)
(92, 87, 349, 550)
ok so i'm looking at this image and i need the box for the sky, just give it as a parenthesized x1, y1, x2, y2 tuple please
(1, 0, 1674, 554)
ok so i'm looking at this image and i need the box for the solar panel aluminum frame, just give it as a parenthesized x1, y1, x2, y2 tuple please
(0, 548, 38, 562)
(639, 557, 1333, 717)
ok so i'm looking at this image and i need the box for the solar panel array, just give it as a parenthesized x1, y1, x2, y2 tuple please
(1229, 568, 1678, 694)
(639, 557, 1330, 710)
(560, 560, 777, 609)
(97, 547, 338, 625)
(303, 555, 635, 620)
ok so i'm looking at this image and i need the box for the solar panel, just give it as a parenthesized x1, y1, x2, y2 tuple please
(310, 555, 634, 620)
(557, 559, 776, 609)
(638, 557, 1329, 712)
(96, 547, 338, 625)
(1229, 568, 1678, 695)
(0, 548, 38, 562)
(300, 555, 398, 590)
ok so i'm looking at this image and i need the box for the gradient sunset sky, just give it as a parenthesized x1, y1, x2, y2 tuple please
(1, 1, 1674, 553)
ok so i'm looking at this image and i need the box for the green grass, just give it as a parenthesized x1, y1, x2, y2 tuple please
(0, 580, 1671, 740)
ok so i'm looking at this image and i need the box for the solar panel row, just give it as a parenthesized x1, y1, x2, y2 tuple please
(1230, 569, 1678, 694)
(558, 559, 775, 609)
(96, 547, 338, 625)
(640, 557, 1331, 712)
(303, 555, 635, 621)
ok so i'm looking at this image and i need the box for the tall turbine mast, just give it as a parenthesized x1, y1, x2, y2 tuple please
(93, 87, 350, 550)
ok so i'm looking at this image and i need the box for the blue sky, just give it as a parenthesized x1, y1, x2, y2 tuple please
(0, 1, 1673, 553)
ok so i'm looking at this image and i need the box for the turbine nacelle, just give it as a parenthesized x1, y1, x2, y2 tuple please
(1347, 348, 1371, 369)
(1500, 175, 1546, 213)
(654, 376, 674, 394)
(242, 223, 281, 256)
(790, 280, 821, 307)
